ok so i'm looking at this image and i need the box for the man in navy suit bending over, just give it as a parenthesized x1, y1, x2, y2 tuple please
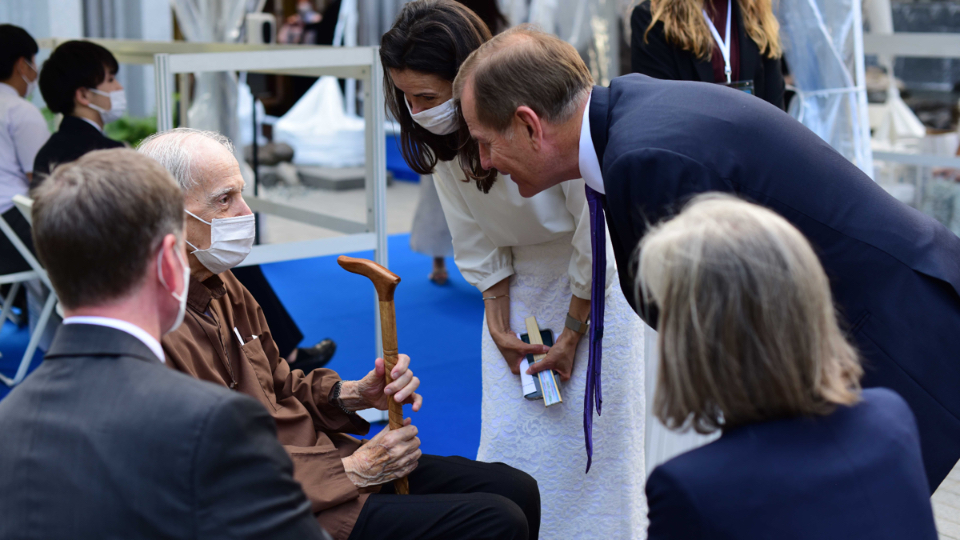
(454, 25, 960, 490)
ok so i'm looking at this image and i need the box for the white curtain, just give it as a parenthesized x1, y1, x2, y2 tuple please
(778, 0, 874, 177)
(170, 0, 261, 148)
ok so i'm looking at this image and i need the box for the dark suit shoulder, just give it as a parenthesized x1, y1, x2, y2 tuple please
(660, 389, 917, 477)
(648, 390, 936, 539)
(192, 382, 328, 539)
(31, 116, 124, 186)
(646, 464, 707, 539)
(630, 2, 654, 28)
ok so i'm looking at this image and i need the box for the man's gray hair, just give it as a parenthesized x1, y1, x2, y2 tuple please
(137, 128, 235, 191)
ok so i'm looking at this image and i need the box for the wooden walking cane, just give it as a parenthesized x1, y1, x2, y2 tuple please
(337, 255, 410, 495)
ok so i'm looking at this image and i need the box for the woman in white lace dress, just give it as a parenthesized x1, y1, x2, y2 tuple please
(381, 2, 647, 537)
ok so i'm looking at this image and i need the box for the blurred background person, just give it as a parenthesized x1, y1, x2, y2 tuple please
(382, 2, 647, 537)
(631, 0, 785, 108)
(408, 171, 454, 285)
(0, 24, 47, 324)
(639, 195, 937, 540)
(31, 40, 125, 184)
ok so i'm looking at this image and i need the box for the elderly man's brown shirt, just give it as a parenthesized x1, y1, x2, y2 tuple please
(161, 270, 373, 540)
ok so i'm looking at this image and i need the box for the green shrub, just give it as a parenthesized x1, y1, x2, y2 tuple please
(39, 108, 158, 148)
(104, 115, 158, 147)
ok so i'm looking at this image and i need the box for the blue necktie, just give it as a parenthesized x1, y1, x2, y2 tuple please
(584, 185, 605, 473)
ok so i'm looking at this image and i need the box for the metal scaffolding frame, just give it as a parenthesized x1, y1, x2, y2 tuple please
(864, 33, 960, 171)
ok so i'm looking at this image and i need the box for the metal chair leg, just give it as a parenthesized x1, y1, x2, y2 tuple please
(1, 281, 21, 325)
(0, 291, 56, 387)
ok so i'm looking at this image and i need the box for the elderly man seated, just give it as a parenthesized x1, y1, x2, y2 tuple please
(138, 128, 540, 540)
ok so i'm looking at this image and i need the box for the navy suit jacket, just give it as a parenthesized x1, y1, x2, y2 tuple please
(0, 324, 331, 540)
(591, 74, 960, 490)
(646, 389, 938, 540)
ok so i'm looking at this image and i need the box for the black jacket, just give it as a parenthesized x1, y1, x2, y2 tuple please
(0, 323, 332, 540)
(31, 115, 124, 189)
(591, 74, 960, 491)
(630, 2, 785, 109)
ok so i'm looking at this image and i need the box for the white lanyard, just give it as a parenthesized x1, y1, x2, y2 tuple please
(702, 0, 733, 84)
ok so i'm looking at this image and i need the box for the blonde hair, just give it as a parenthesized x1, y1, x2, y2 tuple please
(637, 194, 861, 434)
(643, 0, 782, 60)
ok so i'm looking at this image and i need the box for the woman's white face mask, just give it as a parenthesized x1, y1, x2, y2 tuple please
(405, 97, 459, 136)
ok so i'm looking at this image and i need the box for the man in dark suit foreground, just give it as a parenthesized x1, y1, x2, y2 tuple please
(0, 149, 331, 539)
(455, 26, 960, 490)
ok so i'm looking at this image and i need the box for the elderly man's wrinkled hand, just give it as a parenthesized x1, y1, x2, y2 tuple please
(354, 354, 423, 412)
(341, 419, 421, 488)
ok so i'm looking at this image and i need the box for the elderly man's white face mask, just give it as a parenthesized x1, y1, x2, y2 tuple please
(185, 210, 255, 275)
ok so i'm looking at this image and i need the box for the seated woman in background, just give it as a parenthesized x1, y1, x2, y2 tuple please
(631, 0, 785, 108)
(638, 194, 938, 540)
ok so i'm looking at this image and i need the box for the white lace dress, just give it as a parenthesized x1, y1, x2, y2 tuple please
(433, 161, 648, 539)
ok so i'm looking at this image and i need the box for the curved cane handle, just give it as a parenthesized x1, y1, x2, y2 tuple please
(337, 255, 401, 301)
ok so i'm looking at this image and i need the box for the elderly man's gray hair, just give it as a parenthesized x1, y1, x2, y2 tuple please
(137, 128, 235, 191)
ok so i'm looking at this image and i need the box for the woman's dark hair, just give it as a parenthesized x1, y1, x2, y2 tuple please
(0, 25, 38, 80)
(39, 40, 119, 115)
(456, 0, 509, 35)
(380, 0, 497, 192)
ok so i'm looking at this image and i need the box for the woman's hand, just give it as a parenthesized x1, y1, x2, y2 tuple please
(483, 278, 550, 373)
(490, 329, 550, 374)
(527, 294, 590, 381)
(526, 329, 580, 381)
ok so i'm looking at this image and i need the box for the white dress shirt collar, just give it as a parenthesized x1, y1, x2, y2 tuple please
(63, 316, 165, 363)
(578, 90, 605, 195)
(77, 116, 104, 133)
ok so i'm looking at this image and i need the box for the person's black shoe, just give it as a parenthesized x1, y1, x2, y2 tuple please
(292, 339, 336, 373)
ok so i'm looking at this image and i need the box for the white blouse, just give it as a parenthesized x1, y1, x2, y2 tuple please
(432, 159, 616, 299)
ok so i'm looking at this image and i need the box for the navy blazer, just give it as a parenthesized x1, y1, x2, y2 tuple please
(0, 324, 331, 540)
(591, 74, 960, 490)
(646, 389, 938, 540)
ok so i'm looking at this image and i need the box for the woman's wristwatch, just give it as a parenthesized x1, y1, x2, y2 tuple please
(565, 313, 589, 334)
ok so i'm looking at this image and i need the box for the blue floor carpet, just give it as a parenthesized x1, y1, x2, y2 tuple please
(0, 233, 484, 459)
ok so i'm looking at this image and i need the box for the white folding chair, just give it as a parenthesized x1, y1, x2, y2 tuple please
(1, 270, 38, 325)
(0, 195, 58, 387)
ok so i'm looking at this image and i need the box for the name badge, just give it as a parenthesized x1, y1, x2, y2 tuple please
(720, 79, 755, 95)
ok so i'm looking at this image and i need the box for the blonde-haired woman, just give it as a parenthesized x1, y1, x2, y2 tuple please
(630, 0, 785, 108)
(638, 194, 938, 540)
